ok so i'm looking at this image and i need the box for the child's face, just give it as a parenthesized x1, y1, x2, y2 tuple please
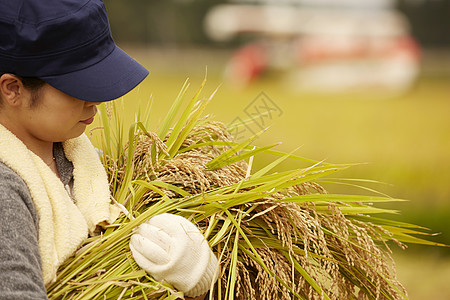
(19, 83, 101, 143)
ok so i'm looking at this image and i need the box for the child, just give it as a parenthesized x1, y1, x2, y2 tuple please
(0, 1, 217, 299)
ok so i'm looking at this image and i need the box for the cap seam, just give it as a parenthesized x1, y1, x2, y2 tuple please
(0, 27, 111, 60)
(39, 46, 117, 78)
(13, 0, 92, 26)
(44, 63, 146, 89)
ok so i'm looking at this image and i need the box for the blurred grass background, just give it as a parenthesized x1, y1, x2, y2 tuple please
(88, 47, 449, 299)
(97, 1, 450, 298)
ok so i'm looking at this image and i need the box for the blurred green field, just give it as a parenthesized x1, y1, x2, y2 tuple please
(88, 47, 450, 299)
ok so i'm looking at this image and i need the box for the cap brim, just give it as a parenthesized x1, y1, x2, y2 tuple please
(41, 46, 149, 102)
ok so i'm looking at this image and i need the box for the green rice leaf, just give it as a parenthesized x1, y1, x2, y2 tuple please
(158, 78, 190, 139)
(208, 143, 280, 171)
(164, 77, 206, 156)
(279, 194, 404, 204)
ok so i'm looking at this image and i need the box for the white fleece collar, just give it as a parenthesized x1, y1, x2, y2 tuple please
(0, 124, 118, 285)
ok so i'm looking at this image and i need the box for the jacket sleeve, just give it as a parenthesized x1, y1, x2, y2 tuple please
(0, 163, 48, 300)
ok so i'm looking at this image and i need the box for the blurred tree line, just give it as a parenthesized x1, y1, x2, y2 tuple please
(105, 0, 450, 47)
(398, 0, 450, 46)
(104, 0, 226, 46)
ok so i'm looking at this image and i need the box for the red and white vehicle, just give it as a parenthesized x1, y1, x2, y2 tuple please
(204, 0, 421, 93)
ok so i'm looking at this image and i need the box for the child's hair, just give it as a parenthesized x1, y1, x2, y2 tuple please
(0, 72, 46, 107)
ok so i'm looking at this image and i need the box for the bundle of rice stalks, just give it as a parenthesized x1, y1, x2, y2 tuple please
(47, 79, 442, 300)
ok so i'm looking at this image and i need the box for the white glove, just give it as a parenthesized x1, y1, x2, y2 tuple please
(129, 213, 219, 298)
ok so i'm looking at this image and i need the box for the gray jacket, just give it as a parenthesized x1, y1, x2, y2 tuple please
(0, 143, 73, 299)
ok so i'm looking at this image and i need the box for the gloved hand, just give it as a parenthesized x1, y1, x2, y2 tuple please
(129, 213, 219, 298)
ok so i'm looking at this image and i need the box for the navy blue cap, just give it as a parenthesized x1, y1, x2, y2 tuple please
(0, 0, 149, 102)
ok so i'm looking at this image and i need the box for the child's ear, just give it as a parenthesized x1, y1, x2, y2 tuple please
(0, 73, 24, 106)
